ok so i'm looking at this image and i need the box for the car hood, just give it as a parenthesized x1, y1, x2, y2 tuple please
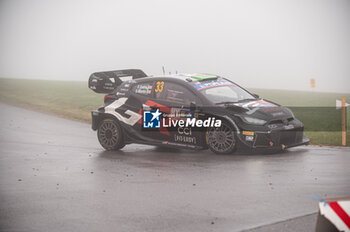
(222, 99, 293, 122)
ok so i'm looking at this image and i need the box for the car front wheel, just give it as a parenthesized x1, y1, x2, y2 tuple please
(97, 119, 125, 150)
(206, 122, 237, 154)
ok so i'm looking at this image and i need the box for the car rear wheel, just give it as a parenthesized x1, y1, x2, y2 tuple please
(207, 122, 237, 154)
(97, 119, 125, 150)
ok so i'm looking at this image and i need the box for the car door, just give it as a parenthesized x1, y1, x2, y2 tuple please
(150, 80, 204, 147)
(115, 80, 156, 140)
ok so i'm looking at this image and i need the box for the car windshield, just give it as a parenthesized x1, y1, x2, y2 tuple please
(199, 83, 256, 104)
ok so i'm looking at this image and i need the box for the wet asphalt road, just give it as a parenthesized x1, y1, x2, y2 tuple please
(0, 102, 349, 232)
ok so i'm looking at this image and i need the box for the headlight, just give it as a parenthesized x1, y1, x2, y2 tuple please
(284, 107, 295, 119)
(242, 116, 267, 125)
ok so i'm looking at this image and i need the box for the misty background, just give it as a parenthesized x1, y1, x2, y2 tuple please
(0, 0, 349, 93)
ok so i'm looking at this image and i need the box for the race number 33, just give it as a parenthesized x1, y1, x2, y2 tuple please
(155, 81, 164, 93)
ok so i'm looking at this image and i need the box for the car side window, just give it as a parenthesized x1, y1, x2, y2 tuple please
(131, 81, 154, 96)
(155, 81, 197, 105)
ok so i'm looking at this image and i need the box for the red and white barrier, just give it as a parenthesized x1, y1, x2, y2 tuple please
(317, 198, 350, 232)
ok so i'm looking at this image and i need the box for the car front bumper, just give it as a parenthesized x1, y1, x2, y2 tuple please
(239, 126, 310, 149)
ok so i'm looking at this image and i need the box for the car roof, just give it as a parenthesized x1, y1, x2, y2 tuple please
(134, 73, 223, 86)
(156, 73, 220, 81)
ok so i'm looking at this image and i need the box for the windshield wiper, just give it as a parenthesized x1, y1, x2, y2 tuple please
(236, 98, 256, 103)
(215, 101, 237, 105)
(215, 99, 256, 105)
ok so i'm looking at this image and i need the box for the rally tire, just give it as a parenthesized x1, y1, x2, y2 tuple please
(206, 121, 237, 154)
(97, 119, 125, 150)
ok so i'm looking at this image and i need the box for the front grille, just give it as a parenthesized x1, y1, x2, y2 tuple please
(254, 133, 271, 147)
(269, 119, 284, 125)
(268, 117, 294, 125)
(280, 127, 303, 145)
(280, 131, 296, 145)
(253, 126, 304, 148)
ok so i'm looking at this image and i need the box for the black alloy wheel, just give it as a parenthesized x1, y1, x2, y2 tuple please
(97, 119, 125, 150)
(207, 121, 236, 154)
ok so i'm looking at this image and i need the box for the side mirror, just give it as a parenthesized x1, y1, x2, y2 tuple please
(190, 101, 196, 111)
(253, 93, 260, 99)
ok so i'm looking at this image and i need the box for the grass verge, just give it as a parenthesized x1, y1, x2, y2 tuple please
(0, 78, 349, 146)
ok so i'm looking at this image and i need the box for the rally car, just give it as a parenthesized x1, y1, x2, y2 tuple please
(89, 69, 309, 154)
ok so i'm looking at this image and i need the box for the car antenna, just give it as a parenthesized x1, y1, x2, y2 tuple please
(162, 66, 165, 75)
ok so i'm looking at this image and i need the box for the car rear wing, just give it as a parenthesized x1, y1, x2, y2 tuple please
(88, 69, 147, 93)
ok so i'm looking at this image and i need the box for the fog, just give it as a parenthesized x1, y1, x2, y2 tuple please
(0, 0, 349, 93)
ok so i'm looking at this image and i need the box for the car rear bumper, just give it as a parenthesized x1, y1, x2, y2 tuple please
(91, 110, 100, 131)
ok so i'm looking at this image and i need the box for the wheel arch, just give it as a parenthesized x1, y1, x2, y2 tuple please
(205, 115, 243, 154)
(92, 111, 123, 131)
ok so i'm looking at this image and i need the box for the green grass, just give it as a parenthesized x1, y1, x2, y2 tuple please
(0, 78, 103, 122)
(0, 78, 349, 146)
(250, 88, 350, 146)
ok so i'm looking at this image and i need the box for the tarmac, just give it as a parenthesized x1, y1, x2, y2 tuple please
(0, 102, 349, 232)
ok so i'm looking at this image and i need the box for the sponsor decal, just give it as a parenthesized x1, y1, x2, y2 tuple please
(178, 127, 192, 135)
(190, 74, 217, 80)
(174, 134, 197, 144)
(242, 131, 254, 136)
(194, 81, 234, 90)
(135, 83, 152, 95)
(103, 85, 115, 90)
(125, 79, 136, 84)
(268, 124, 278, 129)
(174, 127, 197, 144)
(262, 107, 281, 112)
(235, 100, 277, 109)
(271, 111, 284, 117)
(104, 98, 141, 126)
(155, 81, 164, 93)
(283, 124, 294, 130)
(119, 88, 129, 92)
